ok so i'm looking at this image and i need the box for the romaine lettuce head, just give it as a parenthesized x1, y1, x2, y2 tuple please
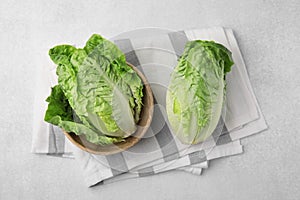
(44, 34, 143, 145)
(166, 40, 234, 144)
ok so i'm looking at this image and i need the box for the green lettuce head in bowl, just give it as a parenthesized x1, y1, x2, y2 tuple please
(44, 34, 153, 155)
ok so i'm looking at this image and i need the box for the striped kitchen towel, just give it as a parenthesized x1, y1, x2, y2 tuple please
(31, 27, 267, 187)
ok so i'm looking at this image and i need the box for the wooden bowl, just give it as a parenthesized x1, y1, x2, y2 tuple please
(63, 62, 154, 155)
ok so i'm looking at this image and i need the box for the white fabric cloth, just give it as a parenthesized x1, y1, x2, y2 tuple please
(31, 27, 267, 187)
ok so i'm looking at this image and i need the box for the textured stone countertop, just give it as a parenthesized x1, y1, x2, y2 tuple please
(0, 0, 299, 199)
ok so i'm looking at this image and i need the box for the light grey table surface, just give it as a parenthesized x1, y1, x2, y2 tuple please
(0, 0, 299, 199)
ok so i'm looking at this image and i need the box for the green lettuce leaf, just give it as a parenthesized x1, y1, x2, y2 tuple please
(44, 85, 124, 145)
(166, 40, 234, 144)
(45, 34, 144, 145)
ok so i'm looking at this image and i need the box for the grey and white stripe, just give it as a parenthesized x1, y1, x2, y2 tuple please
(114, 39, 141, 70)
(168, 31, 189, 57)
(106, 153, 129, 176)
(48, 124, 65, 154)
